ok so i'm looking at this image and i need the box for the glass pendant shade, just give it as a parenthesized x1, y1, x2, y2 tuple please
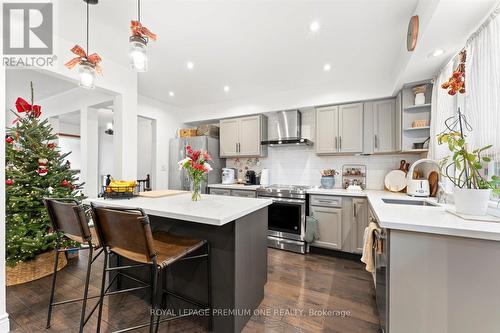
(129, 36, 148, 72)
(78, 61, 96, 89)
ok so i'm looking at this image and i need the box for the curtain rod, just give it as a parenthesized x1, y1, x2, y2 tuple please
(465, 3, 500, 46)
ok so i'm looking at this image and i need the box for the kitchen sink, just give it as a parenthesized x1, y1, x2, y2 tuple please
(382, 198, 439, 207)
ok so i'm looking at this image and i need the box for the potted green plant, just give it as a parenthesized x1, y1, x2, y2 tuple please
(437, 111, 500, 215)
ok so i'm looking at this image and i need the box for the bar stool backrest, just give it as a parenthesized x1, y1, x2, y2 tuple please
(44, 198, 91, 244)
(90, 205, 156, 264)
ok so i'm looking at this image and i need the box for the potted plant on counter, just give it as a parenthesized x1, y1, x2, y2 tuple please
(178, 145, 213, 201)
(320, 169, 339, 189)
(437, 110, 500, 215)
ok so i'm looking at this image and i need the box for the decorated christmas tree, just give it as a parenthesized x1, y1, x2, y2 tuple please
(5, 82, 83, 266)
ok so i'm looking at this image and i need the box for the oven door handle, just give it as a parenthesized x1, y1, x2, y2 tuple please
(260, 197, 305, 204)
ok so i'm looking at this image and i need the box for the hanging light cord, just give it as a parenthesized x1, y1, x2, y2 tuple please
(86, 0, 89, 56)
(138, 0, 141, 22)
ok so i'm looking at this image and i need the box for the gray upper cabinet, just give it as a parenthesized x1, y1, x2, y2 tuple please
(220, 115, 267, 157)
(316, 103, 363, 155)
(364, 98, 396, 154)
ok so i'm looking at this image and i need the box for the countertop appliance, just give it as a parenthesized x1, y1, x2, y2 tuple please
(260, 169, 270, 186)
(222, 168, 236, 184)
(261, 110, 313, 146)
(245, 170, 257, 185)
(169, 136, 223, 193)
(371, 209, 389, 333)
(407, 158, 438, 197)
(256, 184, 311, 254)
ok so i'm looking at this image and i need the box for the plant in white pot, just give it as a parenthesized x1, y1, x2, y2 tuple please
(437, 110, 500, 216)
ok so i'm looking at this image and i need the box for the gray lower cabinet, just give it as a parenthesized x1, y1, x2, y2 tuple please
(209, 188, 231, 196)
(309, 195, 368, 254)
(209, 188, 256, 198)
(231, 189, 257, 198)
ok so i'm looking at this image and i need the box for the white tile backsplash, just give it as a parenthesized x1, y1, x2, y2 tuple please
(226, 109, 421, 189)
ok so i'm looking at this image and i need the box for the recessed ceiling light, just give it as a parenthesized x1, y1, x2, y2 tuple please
(186, 61, 194, 70)
(169, 91, 175, 97)
(323, 63, 331, 72)
(309, 21, 320, 33)
(224, 86, 230, 92)
(429, 49, 445, 57)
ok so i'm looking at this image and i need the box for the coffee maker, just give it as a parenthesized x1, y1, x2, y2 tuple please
(245, 170, 257, 185)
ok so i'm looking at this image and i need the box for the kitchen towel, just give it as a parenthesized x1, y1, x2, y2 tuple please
(304, 216, 320, 243)
(361, 222, 380, 273)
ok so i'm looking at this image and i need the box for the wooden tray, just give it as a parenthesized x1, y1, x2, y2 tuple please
(139, 190, 187, 198)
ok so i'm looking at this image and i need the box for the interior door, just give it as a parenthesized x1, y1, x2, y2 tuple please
(316, 106, 338, 154)
(374, 99, 396, 153)
(310, 205, 342, 250)
(220, 118, 239, 157)
(238, 116, 261, 156)
(338, 103, 363, 153)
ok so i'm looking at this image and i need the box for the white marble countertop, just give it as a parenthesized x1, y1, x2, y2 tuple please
(208, 184, 262, 190)
(84, 193, 272, 226)
(309, 188, 500, 241)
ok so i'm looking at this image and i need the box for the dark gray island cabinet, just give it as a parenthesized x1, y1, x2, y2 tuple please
(86, 194, 272, 333)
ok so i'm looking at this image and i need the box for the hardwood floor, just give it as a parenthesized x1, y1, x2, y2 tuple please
(7, 248, 380, 332)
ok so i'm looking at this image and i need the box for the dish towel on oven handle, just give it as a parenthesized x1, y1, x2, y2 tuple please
(361, 222, 381, 273)
(304, 216, 320, 243)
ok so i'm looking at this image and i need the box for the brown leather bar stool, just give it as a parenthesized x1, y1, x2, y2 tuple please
(90, 204, 212, 333)
(44, 198, 103, 333)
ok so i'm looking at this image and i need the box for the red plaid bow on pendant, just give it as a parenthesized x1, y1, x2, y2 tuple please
(130, 20, 157, 41)
(65, 45, 102, 74)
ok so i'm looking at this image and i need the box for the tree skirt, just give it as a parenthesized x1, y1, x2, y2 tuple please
(7, 250, 67, 286)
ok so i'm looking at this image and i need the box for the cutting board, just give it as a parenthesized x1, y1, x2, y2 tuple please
(139, 190, 187, 198)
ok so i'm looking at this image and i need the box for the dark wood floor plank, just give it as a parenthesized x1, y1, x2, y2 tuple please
(7, 248, 379, 332)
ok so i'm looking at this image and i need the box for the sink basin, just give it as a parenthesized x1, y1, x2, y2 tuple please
(382, 198, 439, 207)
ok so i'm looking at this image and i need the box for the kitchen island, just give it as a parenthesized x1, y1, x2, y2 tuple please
(85, 193, 272, 333)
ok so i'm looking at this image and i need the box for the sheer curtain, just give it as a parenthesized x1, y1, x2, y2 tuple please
(428, 61, 455, 161)
(465, 6, 500, 157)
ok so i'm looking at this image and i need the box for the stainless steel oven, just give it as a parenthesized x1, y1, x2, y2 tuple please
(257, 185, 309, 254)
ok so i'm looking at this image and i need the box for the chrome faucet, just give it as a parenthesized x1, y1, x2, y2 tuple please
(437, 181, 447, 204)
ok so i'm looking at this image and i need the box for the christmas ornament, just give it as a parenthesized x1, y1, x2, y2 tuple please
(47, 186, 54, 194)
(36, 158, 49, 176)
(65, 160, 71, 169)
(6, 136, 13, 144)
(71, 185, 76, 190)
(47, 143, 56, 149)
(5, 179, 13, 186)
(61, 179, 69, 187)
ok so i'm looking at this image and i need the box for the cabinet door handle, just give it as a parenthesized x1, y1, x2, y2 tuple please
(339, 136, 342, 150)
(353, 202, 357, 218)
(334, 137, 338, 150)
(238, 143, 241, 152)
(374, 135, 378, 149)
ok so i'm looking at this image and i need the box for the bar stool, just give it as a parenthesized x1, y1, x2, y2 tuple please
(44, 198, 103, 333)
(90, 204, 213, 333)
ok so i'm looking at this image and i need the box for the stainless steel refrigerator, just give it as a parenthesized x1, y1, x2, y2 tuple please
(169, 136, 223, 193)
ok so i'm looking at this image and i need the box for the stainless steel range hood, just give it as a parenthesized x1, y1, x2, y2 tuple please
(261, 110, 313, 146)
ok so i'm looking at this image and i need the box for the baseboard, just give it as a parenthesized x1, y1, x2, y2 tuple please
(0, 313, 9, 333)
(308, 246, 362, 261)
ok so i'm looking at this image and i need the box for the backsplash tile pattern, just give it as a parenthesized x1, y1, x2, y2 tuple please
(226, 108, 420, 189)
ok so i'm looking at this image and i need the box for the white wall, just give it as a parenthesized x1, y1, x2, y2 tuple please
(137, 95, 183, 189)
(225, 109, 419, 189)
(98, 128, 114, 186)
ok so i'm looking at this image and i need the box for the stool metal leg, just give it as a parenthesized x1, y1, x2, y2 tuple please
(79, 242, 93, 333)
(207, 243, 213, 332)
(46, 238, 61, 329)
(96, 250, 109, 333)
(149, 261, 159, 333)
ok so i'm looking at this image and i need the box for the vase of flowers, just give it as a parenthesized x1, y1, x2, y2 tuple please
(178, 145, 213, 201)
(438, 110, 500, 215)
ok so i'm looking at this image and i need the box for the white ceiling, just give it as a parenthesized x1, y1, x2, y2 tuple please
(42, 0, 500, 112)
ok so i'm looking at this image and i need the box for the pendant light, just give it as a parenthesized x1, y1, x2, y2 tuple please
(65, 0, 102, 89)
(129, 0, 157, 72)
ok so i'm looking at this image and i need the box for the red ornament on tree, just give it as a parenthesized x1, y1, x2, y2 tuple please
(47, 143, 56, 149)
(61, 179, 69, 187)
(6, 179, 13, 186)
(70, 185, 76, 190)
(5, 136, 13, 144)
